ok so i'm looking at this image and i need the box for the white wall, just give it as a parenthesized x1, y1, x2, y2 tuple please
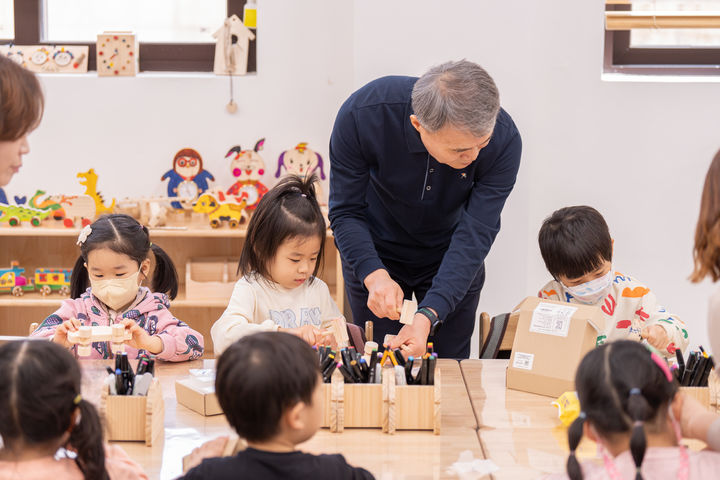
(353, 0, 720, 356)
(8, 0, 720, 357)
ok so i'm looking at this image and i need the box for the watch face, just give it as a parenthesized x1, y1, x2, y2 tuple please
(178, 181, 199, 199)
(53, 50, 73, 67)
(30, 49, 48, 65)
(239, 184, 259, 206)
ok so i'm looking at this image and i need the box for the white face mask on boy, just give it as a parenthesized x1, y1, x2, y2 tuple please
(562, 269, 614, 305)
(90, 270, 142, 311)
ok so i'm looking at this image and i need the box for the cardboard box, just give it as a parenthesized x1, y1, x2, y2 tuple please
(175, 369, 223, 416)
(506, 297, 605, 398)
(185, 257, 240, 300)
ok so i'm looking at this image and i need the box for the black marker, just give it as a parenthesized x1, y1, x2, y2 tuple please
(404, 356, 414, 384)
(427, 355, 436, 386)
(675, 349, 685, 381)
(338, 363, 355, 383)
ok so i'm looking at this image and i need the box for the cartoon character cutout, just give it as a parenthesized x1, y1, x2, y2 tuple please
(161, 148, 215, 209)
(225, 138, 268, 210)
(276, 142, 327, 203)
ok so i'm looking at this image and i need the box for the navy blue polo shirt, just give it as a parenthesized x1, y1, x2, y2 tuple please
(328, 76, 522, 321)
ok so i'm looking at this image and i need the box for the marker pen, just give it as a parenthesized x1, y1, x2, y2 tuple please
(323, 361, 337, 382)
(393, 348, 406, 367)
(388, 349, 399, 367)
(358, 357, 370, 382)
(320, 353, 335, 373)
(369, 350, 378, 376)
(350, 360, 363, 383)
(427, 355, 436, 385)
(115, 368, 125, 395)
(675, 349, 685, 381)
(404, 356, 414, 384)
(338, 363, 355, 383)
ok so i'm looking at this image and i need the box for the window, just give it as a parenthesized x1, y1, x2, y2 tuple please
(8, 0, 256, 72)
(0, 0, 12, 40)
(604, 0, 720, 75)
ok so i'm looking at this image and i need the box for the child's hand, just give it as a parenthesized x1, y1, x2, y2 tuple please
(641, 324, 670, 351)
(52, 318, 82, 348)
(282, 324, 328, 347)
(120, 319, 163, 354)
(184, 436, 230, 471)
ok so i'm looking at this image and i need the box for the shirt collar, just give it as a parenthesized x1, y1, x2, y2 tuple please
(404, 100, 428, 154)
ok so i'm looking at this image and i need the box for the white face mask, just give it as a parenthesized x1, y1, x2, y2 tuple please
(563, 269, 613, 305)
(90, 270, 142, 311)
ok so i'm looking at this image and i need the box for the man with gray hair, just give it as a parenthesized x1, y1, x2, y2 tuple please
(329, 60, 521, 359)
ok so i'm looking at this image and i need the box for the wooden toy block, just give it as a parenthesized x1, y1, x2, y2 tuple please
(68, 325, 132, 356)
(320, 367, 441, 434)
(0, 45, 89, 73)
(399, 299, 417, 325)
(100, 378, 164, 446)
(330, 316, 350, 349)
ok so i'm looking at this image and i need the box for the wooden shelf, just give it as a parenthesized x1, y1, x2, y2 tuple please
(0, 226, 335, 239)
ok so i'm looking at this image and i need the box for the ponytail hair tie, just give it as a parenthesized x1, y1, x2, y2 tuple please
(73, 394, 82, 405)
(578, 411, 587, 419)
(629, 387, 642, 396)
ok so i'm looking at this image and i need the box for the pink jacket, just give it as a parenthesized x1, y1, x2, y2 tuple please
(542, 447, 720, 480)
(31, 287, 204, 361)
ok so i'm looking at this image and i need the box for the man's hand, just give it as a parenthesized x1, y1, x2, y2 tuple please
(641, 324, 670, 351)
(364, 269, 404, 320)
(388, 312, 431, 358)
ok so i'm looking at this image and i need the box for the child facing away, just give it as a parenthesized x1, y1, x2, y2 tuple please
(31, 214, 204, 361)
(537, 206, 688, 357)
(181, 331, 374, 480)
(211, 174, 341, 354)
(0, 340, 147, 480)
(543, 340, 720, 480)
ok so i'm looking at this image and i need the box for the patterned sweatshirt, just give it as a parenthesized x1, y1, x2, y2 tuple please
(31, 287, 204, 361)
(538, 271, 688, 357)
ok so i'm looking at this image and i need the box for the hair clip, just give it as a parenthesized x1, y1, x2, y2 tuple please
(73, 393, 82, 405)
(76, 225, 92, 245)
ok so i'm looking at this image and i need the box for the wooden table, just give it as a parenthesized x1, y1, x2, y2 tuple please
(82, 358, 483, 480)
(461, 359, 597, 480)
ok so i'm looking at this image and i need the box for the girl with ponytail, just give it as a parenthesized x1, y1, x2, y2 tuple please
(0, 340, 147, 480)
(31, 214, 204, 361)
(545, 340, 720, 480)
(211, 173, 341, 354)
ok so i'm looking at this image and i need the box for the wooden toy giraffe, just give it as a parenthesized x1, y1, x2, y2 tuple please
(77, 169, 116, 214)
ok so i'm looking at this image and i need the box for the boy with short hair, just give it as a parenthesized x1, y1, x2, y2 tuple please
(537, 206, 688, 357)
(181, 332, 374, 480)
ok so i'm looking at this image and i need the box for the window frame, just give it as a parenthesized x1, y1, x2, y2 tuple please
(10, 0, 256, 72)
(605, 3, 720, 75)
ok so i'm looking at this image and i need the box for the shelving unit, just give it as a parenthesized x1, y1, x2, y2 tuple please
(0, 224, 345, 355)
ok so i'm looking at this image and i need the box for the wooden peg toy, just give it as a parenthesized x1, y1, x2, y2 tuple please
(330, 316, 350, 349)
(399, 299, 417, 325)
(68, 324, 132, 356)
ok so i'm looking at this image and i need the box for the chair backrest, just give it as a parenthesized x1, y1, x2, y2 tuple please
(479, 313, 517, 359)
(346, 322, 366, 352)
(28, 322, 39, 336)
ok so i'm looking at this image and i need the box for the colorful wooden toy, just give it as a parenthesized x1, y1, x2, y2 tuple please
(29, 190, 95, 227)
(192, 193, 247, 228)
(68, 324, 132, 356)
(162, 149, 215, 209)
(96, 32, 138, 77)
(276, 142, 326, 180)
(225, 139, 267, 210)
(399, 299, 417, 325)
(0, 44, 89, 73)
(34, 268, 72, 296)
(213, 15, 255, 76)
(78, 169, 115, 214)
(0, 203, 51, 227)
(0, 262, 34, 296)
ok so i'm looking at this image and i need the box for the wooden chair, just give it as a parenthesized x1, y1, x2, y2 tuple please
(479, 312, 517, 359)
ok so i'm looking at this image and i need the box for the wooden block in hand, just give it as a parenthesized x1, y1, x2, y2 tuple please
(68, 325, 132, 356)
(331, 316, 350, 349)
(399, 299, 417, 325)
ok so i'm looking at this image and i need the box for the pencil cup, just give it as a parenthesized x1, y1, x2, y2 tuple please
(320, 367, 440, 434)
(99, 378, 165, 446)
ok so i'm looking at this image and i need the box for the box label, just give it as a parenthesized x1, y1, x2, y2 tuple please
(529, 302, 577, 337)
(513, 352, 534, 370)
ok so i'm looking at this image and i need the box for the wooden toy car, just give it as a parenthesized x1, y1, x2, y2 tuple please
(0, 262, 35, 296)
(34, 268, 72, 296)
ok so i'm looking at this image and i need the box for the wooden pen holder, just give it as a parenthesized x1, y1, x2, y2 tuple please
(99, 378, 165, 446)
(680, 370, 720, 412)
(321, 367, 441, 434)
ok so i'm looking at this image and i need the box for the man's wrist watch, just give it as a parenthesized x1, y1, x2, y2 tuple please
(417, 307, 442, 336)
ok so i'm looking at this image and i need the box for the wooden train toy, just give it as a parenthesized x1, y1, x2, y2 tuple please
(0, 262, 72, 296)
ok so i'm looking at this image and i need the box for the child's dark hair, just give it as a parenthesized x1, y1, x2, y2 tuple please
(538, 206, 612, 280)
(566, 341, 678, 480)
(70, 214, 179, 299)
(215, 331, 320, 443)
(238, 173, 326, 283)
(0, 340, 108, 480)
